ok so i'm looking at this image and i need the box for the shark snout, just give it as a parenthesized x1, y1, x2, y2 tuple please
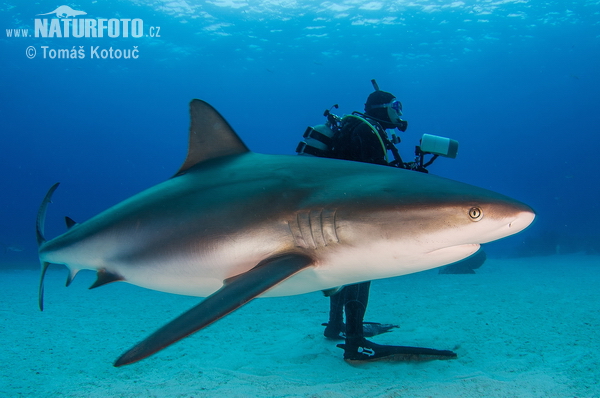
(475, 205, 535, 244)
(508, 209, 536, 234)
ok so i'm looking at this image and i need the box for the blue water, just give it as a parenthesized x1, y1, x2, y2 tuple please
(1, 1, 599, 264)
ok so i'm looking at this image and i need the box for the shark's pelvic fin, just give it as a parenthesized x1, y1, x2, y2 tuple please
(114, 254, 313, 367)
(36, 183, 60, 311)
(174, 99, 249, 177)
(89, 269, 125, 289)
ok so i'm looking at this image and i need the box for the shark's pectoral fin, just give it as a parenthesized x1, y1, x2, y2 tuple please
(113, 254, 313, 367)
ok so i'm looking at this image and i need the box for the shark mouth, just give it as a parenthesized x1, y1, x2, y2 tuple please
(426, 244, 481, 265)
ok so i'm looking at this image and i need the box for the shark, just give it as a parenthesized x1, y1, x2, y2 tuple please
(36, 99, 535, 367)
(1, 243, 24, 253)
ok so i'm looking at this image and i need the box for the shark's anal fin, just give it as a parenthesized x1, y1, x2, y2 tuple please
(114, 254, 313, 367)
(173, 99, 250, 177)
(65, 268, 80, 287)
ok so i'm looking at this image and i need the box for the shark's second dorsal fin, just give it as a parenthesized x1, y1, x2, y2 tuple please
(174, 99, 249, 177)
(65, 216, 78, 229)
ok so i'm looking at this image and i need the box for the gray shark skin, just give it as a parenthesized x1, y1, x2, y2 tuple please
(36, 99, 535, 367)
(37, 6, 87, 18)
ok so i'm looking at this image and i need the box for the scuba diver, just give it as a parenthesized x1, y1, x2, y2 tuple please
(296, 80, 458, 362)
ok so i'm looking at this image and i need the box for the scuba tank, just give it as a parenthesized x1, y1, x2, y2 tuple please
(295, 124, 335, 157)
(296, 105, 342, 157)
(295, 101, 399, 164)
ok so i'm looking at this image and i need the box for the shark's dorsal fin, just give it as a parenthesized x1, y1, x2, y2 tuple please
(174, 99, 249, 177)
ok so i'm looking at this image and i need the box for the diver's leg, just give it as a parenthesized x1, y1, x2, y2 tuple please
(343, 281, 371, 346)
(323, 284, 396, 339)
(323, 288, 346, 339)
(338, 282, 457, 362)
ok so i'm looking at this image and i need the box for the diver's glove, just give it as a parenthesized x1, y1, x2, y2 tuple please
(322, 322, 399, 340)
(337, 338, 457, 362)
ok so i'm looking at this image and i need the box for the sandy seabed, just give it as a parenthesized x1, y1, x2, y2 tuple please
(1, 254, 599, 398)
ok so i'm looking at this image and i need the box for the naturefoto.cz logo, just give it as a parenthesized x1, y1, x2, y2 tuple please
(33, 5, 148, 38)
(7, 5, 162, 60)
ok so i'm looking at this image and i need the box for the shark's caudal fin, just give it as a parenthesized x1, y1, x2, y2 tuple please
(114, 254, 313, 367)
(36, 182, 60, 311)
(173, 99, 250, 177)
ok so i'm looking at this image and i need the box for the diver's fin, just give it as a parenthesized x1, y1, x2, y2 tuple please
(89, 269, 125, 289)
(338, 339, 457, 362)
(36, 183, 60, 311)
(174, 99, 250, 177)
(322, 322, 400, 340)
(65, 216, 78, 229)
(114, 254, 313, 367)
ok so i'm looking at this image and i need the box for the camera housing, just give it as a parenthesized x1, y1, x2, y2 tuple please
(420, 134, 458, 159)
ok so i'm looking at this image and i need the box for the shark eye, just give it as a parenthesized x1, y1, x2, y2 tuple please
(468, 207, 483, 221)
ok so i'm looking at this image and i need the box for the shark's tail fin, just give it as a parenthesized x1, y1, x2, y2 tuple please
(36, 183, 60, 311)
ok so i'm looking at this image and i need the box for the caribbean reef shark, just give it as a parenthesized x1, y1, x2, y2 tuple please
(36, 99, 535, 367)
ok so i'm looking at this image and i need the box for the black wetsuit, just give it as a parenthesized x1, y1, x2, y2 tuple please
(326, 116, 390, 347)
(332, 116, 390, 166)
(319, 112, 458, 361)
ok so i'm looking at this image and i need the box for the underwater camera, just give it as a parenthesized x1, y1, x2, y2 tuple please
(411, 134, 459, 172)
(419, 134, 458, 159)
